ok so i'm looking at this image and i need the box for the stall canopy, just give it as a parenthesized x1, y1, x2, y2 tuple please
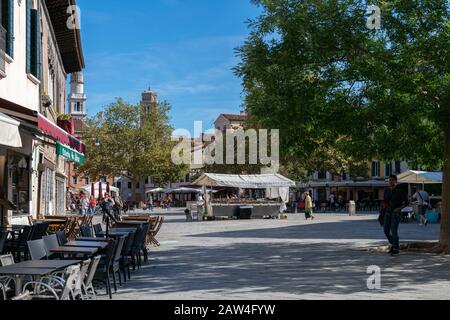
(194, 173, 295, 189)
(397, 170, 443, 184)
(170, 187, 202, 194)
(83, 182, 119, 198)
(145, 188, 173, 194)
(0, 112, 22, 148)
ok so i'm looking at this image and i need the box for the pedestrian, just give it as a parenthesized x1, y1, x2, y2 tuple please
(88, 196, 96, 216)
(383, 175, 408, 256)
(111, 191, 123, 220)
(329, 193, 335, 210)
(101, 193, 115, 224)
(304, 192, 315, 221)
(80, 192, 89, 216)
(147, 196, 154, 211)
(412, 188, 430, 226)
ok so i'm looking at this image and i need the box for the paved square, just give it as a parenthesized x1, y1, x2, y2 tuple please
(102, 210, 450, 300)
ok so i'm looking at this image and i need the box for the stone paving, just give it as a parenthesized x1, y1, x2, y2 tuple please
(99, 209, 450, 300)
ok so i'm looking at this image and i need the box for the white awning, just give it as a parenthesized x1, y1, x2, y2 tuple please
(145, 188, 173, 194)
(193, 173, 296, 189)
(298, 180, 389, 188)
(0, 112, 22, 148)
(397, 170, 443, 184)
(170, 187, 202, 194)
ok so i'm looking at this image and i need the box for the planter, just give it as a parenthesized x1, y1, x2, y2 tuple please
(57, 118, 74, 135)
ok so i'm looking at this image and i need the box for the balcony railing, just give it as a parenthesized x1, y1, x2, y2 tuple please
(0, 25, 6, 75)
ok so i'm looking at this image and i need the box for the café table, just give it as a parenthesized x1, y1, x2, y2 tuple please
(96, 230, 133, 238)
(0, 266, 56, 296)
(64, 241, 109, 249)
(50, 246, 98, 257)
(13, 260, 81, 269)
(76, 237, 111, 242)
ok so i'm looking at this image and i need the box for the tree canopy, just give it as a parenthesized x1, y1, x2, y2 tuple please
(236, 0, 450, 248)
(79, 98, 188, 199)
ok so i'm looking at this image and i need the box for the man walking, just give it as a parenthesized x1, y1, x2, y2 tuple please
(304, 192, 315, 221)
(383, 175, 408, 256)
(412, 188, 430, 226)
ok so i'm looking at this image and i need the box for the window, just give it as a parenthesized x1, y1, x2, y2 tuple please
(127, 182, 132, 189)
(385, 163, 392, 177)
(372, 161, 380, 177)
(136, 182, 140, 189)
(1, 0, 14, 57)
(84, 177, 89, 185)
(116, 182, 121, 189)
(26, 2, 41, 79)
(395, 161, 401, 174)
(318, 172, 327, 180)
(100, 176, 107, 183)
(72, 176, 78, 185)
(75, 102, 81, 112)
(145, 178, 149, 185)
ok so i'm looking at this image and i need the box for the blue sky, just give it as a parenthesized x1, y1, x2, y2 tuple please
(76, 0, 260, 133)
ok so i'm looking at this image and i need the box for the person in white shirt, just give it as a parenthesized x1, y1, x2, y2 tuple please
(412, 188, 430, 226)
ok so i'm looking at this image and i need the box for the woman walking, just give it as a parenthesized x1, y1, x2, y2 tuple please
(304, 192, 315, 221)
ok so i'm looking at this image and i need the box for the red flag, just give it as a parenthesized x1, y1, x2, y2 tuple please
(98, 182, 103, 201)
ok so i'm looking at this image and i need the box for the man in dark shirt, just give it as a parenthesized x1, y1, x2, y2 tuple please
(383, 175, 408, 256)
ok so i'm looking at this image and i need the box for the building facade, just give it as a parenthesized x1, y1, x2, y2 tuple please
(0, 0, 85, 225)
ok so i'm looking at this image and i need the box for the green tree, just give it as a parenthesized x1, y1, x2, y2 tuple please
(79, 98, 188, 201)
(236, 0, 450, 250)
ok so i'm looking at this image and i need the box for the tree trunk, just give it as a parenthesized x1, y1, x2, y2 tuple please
(440, 128, 450, 250)
(131, 178, 137, 205)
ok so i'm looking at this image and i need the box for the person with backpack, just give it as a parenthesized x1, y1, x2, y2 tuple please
(412, 188, 430, 226)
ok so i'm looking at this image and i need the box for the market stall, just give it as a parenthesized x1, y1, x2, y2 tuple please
(193, 173, 295, 219)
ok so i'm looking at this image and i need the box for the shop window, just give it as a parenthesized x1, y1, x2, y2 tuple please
(6, 152, 30, 215)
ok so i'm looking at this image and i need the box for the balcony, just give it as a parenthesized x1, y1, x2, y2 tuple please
(0, 25, 6, 77)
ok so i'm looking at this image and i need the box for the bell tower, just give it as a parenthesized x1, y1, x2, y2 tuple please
(68, 72, 87, 119)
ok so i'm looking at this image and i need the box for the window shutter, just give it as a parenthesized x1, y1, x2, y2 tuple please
(30, 8, 41, 79)
(1, 0, 14, 57)
(26, 0, 31, 74)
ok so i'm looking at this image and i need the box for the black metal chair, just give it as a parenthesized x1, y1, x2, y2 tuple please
(80, 226, 94, 237)
(4, 225, 34, 262)
(55, 231, 68, 246)
(110, 236, 126, 292)
(93, 240, 116, 299)
(93, 224, 103, 237)
(30, 222, 49, 240)
(130, 225, 149, 270)
(27, 239, 48, 260)
(119, 231, 136, 282)
(0, 231, 8, 254)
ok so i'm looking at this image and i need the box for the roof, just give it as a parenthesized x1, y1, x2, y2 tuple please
(73, 117, 84, 133)
(220, 114, 248, 122)
(44, 0, 85, 73)
(193, 173, 295, 189)
(397, 170, 443, 184)
(298, 180, 389, 188)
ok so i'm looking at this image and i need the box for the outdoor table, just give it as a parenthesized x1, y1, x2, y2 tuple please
(96, 230, 133, 238)
(0, 266, 56, 296)
(76, 237, 111, 242)
(65, 241, 109, 249)
(12, 260, 81, 269)
(50, 246, 98, 256)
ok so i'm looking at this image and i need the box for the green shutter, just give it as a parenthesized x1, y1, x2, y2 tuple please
(30, 9, 41, 79)
(26, 0, 31, 74)
(1, 0, 14, 57)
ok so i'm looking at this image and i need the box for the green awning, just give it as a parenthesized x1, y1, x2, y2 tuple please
(56, 142, 85, 165)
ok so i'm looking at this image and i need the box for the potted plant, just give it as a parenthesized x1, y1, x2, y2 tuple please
(57, 114, 74, 134)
